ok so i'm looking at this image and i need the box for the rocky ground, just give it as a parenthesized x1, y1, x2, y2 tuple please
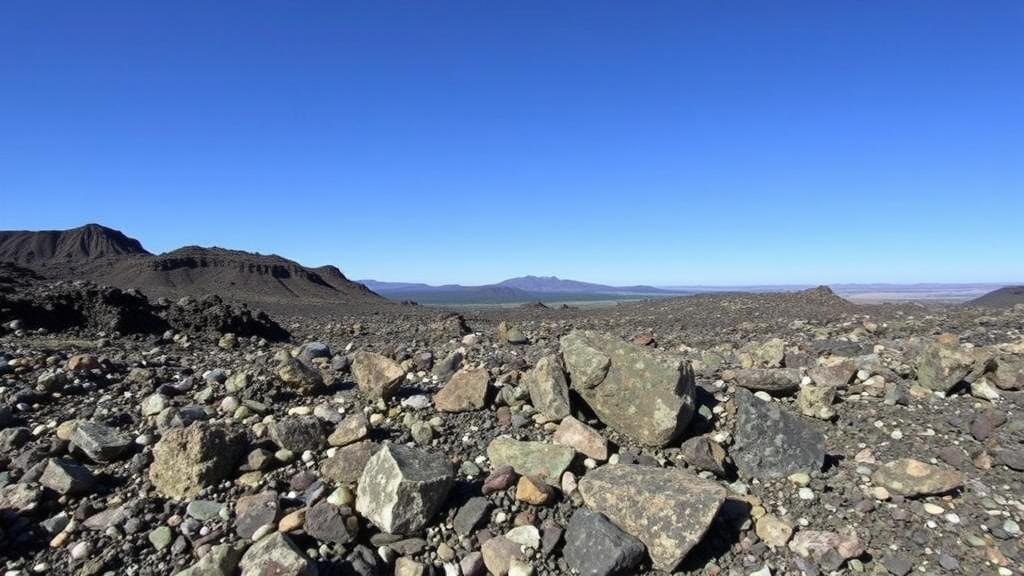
(1, 277, 1022, 576)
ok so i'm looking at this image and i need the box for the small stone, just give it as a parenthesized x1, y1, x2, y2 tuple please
(71, 421, 131, 462)
(563, 508, 644, 576)
(515, 476, 557, 506)
(434, 367, 490, 412)
(327, 414, 369, 447)
(487, 438, 574, 485)
(238, 532, 316, 576)
(872, 459, 962, 498)
(351, 351, 405, 400)
(755, 514, 793, 548)
(552, 416, 607, 461)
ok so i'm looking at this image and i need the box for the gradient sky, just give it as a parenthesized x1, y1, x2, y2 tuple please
(2, 2, 1022, 285)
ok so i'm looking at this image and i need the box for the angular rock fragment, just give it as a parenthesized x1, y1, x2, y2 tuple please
(454, 496, 492, 536)
(304, 501, 355, 545)
(175, 542, 245, 576)
(276, 355, 326, 395)
(578, 464, 726, 572)
(481, 535, 526, 576)
(235, 491, 279, 539)
(678, 435, 728, 477)
(239, 532, 317, 576)
(322, 440, 379, 485)
(351, 351, 405, 400)
(723, 368, 802, 394)
(916, 339, 975, 392)
(796, 383, 837, 420)
(560, 330, 695, 446)
(269, 416, 324, 453)
(486, 437, 574, 484)
(563, 508, 645, 576)
(808, 359, 856, 389)
(871, 458, 962, 497)
(788, 529, 865, 570)
(525, 355, 571, 420)
(71, 421, 132, 462)
(552, 416, 607, 461)
(149, 423, 244, 499)
(731, 389, 825, 479)
(327, 413, 369, 447)
(39, 457, 95, 495)
(434, 367, 489, 412)
(355, 444, 453, 534)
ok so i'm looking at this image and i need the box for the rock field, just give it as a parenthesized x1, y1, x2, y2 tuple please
(1, 274, 1022, 576)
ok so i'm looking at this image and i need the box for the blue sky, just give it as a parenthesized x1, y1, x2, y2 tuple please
(1, 2, 1021, 285)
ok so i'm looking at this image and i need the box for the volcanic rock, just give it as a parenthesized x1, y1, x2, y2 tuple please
(871, 459, 963, 497)
(560, 330, 695, 446)
(578, 464, 727, 571)
(525, 354, 571, 420)
(149, 423, 244, 499)
(355, 444, 453, 534)
(731, 388, 825, 479)
(563, 508, 645, 576)
(487, 438, 575, 484)
(434, 367, 489, 412)
(351, 351, 406, 400)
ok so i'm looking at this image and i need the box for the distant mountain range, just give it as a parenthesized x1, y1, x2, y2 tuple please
(0, 224, 381, 307)
(358, 276, 688, 305)
(967, 285, 1024, 308)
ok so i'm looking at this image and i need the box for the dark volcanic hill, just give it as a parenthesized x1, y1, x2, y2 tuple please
(967, 285, 1024, 308)
(0, 223, 150, 266)
(0, 225, 382, 308)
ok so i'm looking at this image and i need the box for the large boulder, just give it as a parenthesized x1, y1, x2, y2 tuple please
(149, 424, 244, 499)
(560, 330, 695, 446)
(355, 444, 453, 534)
(525, 355, 572, 420)
(563, 508, 645, 576)
(351, 351, 406, 400)
(578, 464, 726, 572)
(486, 437, 575, 484)
(434, 367, 489, 412)
(731, 389, 825, 479)
(916, 339, 976, 392)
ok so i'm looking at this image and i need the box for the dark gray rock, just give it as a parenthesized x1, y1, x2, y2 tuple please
(563, 508, 645, 576)
(39, 457, 95, 495)
(269, 416, 324, 453)
(235, 491, 279, 539)
(304, 501, 355, 545)
(71, 421, 131, 462)
(731, 389, 825, 479)
(454, 497, 492, 536)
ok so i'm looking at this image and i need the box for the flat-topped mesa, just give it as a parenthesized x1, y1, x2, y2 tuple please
(559, 329, 696, 446)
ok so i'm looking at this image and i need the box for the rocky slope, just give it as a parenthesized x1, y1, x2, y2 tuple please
(0, 225, 383, 310)
(0, 223, 149, 266)
(1, 275, 1022, 576)
(969, 286, 1024, 308)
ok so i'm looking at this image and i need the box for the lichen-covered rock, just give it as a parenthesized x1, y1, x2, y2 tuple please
(434, 367, 489, 412)
(871, 458, 963, 497)
(916, 339, 976, 392)
(560, 330, 695, 446)
(723, 368, 802, 394)
(578, 464, 726, 572)
(149, 423, 244, 499)
(355, 444, 453, 534)
(486, 437, 575, 484)
(525, 355, 571, 420)
(351, 351, 406, 400)
(239, 532, 316, 576)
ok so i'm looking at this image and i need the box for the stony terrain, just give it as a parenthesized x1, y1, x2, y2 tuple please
(1, 267, 1023, 576)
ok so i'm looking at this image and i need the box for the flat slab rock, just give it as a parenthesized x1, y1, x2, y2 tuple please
(577, 464, 727, 572)
(560, 330, 695, 446)
(723, 368, 803, 394)
(486, 437, 575, 485)
(434, 367, 489, 412)
(731, 388, 826, 479)
(871, 458, 963, 497)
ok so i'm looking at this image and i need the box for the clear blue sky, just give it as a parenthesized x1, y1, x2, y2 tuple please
(2, 2, 1021, 285)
